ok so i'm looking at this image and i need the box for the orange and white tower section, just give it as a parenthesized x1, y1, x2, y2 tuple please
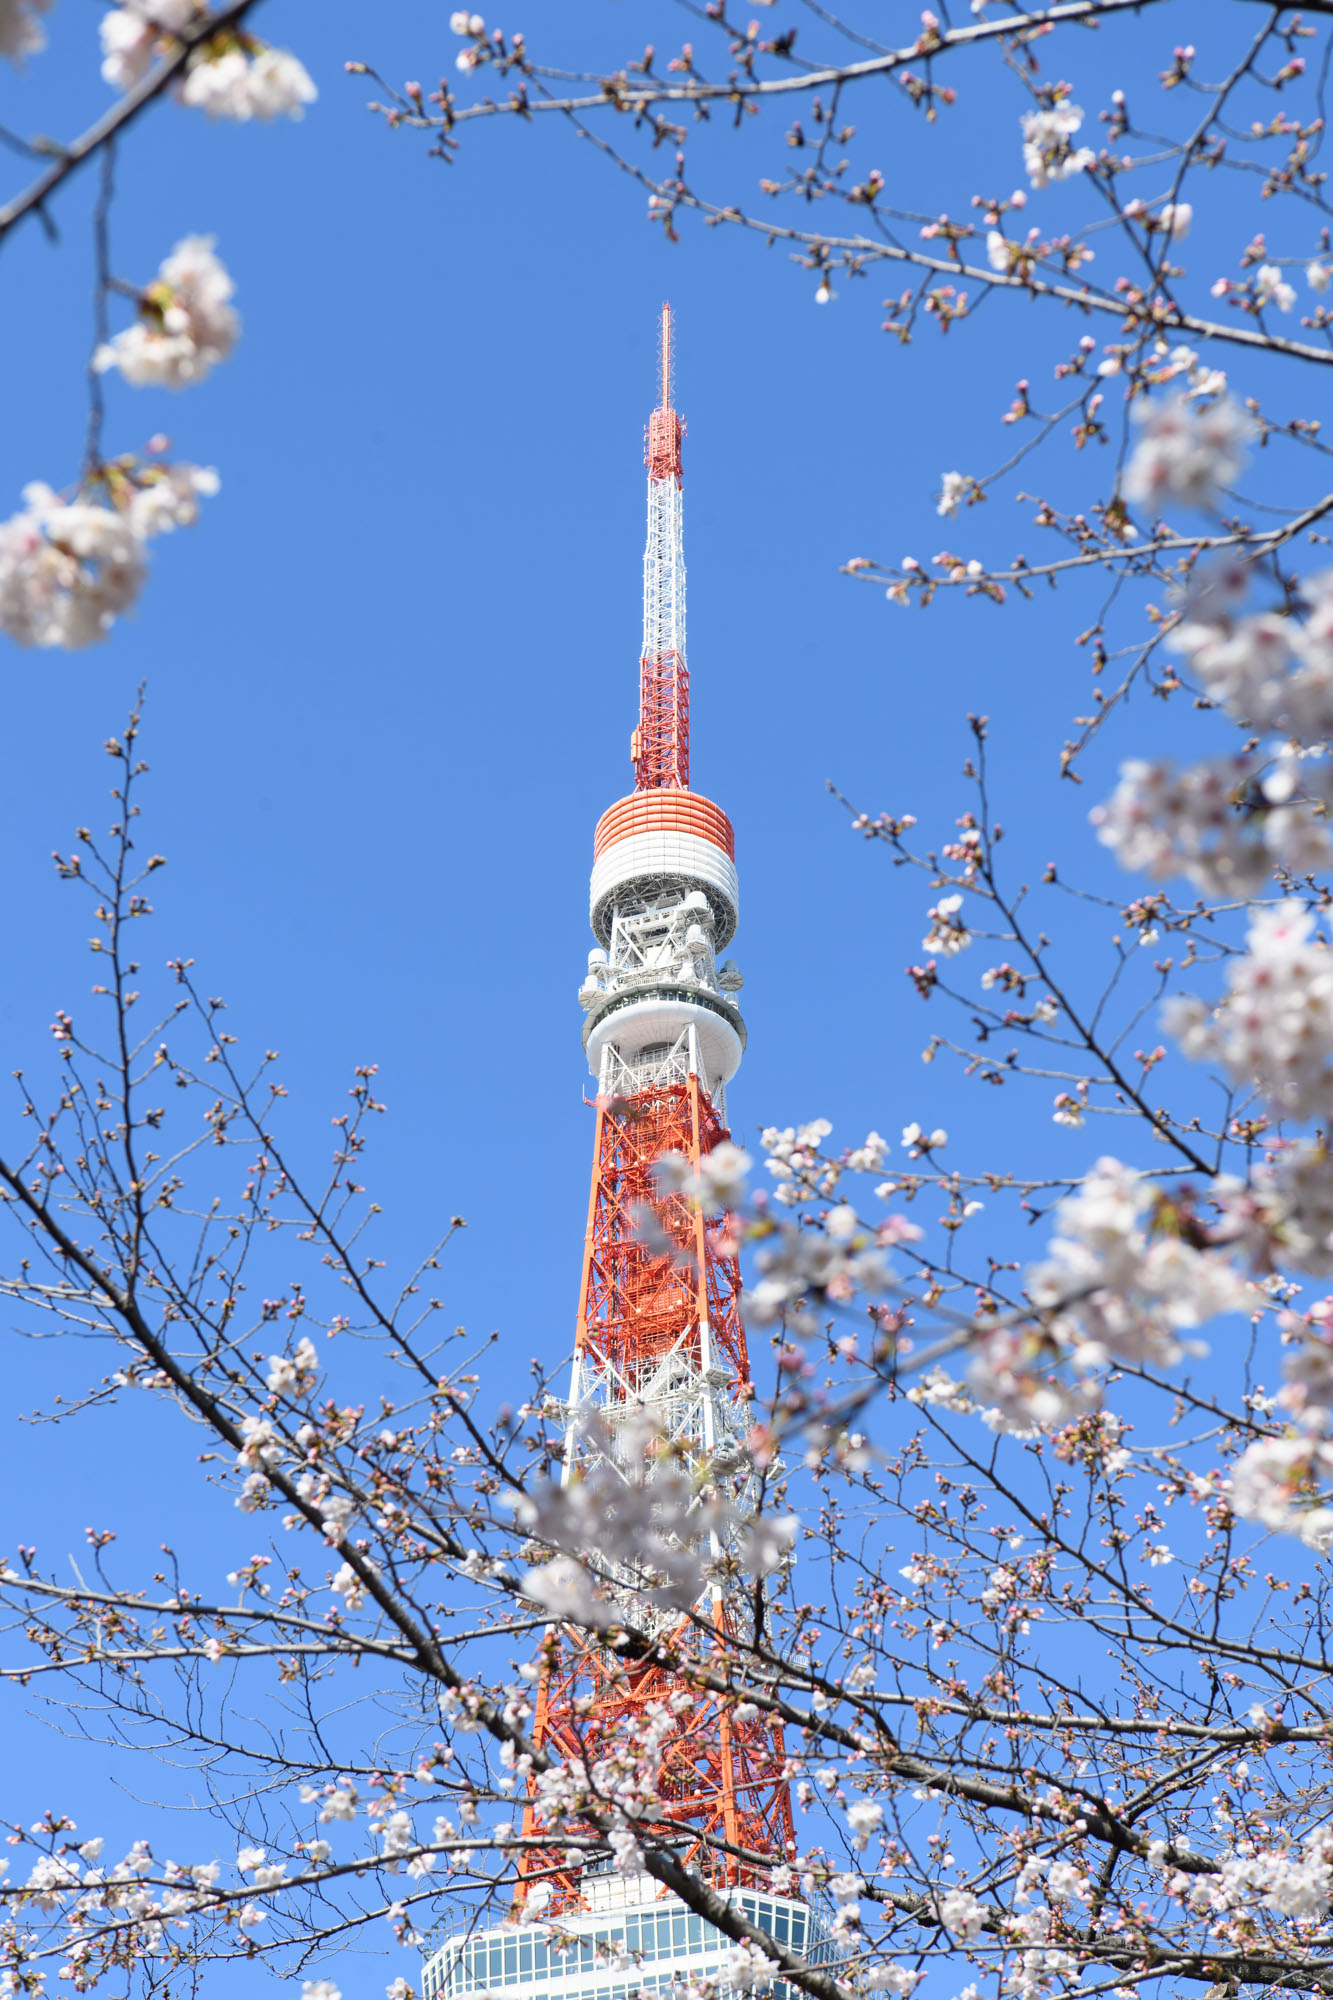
(421, 310, 828, 2000)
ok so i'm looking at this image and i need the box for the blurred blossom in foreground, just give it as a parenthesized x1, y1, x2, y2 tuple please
(1123, 392, 1254, 511)
(96, 236, 239, 390)
(0, 465, 217, 648)
(0, 0, 51, 62)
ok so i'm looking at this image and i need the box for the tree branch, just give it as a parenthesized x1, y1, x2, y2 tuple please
(0, 0, 266, 249)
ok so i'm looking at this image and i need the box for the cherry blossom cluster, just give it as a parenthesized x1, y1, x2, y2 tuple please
(0, 4, 316, 651)
(1229, 1432, 1333, 1549)
(177, 36, 316, 120)
(0, 462, 217, 648)
(922, 892, 971, 956)
(655, 1139, 753, 1212)
(1098, 526, 1333, 898)
(515, 1409, 739, 1624)
(1195, 1825, 1333, 1920)
(640, 1121, 915, 1338)
(528, 1693, 687, 1861)
(746, 1209, 895, 1335)
(1172, 567, 1333, 747)
(967, 1159, 1252, 1433)
(1122, 392, 1254, 512)
(100, 4, 316, 120)
(0, 1827, 348, 1977)
(695, 1122, 919, 1330)
(1019, 102, 1094, 191)
(1091, 750, 1333, 896)
(266, 1334, 320, 1399)
(96, 235, 239, 389)
(0, 0, 49, 62)
(1168, 903, 1333, 1124)
(1215, 1142, 1333, 1284)
(1026, 1158, 1252, 1366)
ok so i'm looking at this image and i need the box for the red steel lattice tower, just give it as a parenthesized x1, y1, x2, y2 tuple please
(520, 306, 795, 1909)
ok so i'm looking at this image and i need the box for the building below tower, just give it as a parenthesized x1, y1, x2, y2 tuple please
(421, 1878, 838, 2000)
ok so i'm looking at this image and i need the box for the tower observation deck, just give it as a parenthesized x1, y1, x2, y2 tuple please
(421, 308, 831, 2000)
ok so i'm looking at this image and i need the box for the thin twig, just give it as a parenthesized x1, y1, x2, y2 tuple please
(82, 139, 115, 479)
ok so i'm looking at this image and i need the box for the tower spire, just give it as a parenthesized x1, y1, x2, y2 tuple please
(634, 302, 689, 790)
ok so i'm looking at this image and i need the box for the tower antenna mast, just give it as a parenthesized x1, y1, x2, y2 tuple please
(635, 302, 689, 790)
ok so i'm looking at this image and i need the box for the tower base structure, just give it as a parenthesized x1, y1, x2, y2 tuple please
(421, 1880, 837, 2000)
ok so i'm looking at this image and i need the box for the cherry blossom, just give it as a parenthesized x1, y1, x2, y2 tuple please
(923, 892, 970, 955)
(95, 235, 238, 389)
(735, 1511, 798, 1576)
(266, 1336, 319, 1398)
(0, 0, 51, 63)
(0, 463, 218, 648)
(845, 1799, 884, 1849)
(656, 1139, 752, 1211)
(1251, 1143, 1333, 1276)
(966, 1325, 1096, 1434)
(179, 39, 316, 120)
(331, 1562, 369, 1610)
(1230, 1433, 1333, 1548)
(936, 471, 970, 518)
(746, 1215, 892, 1329)
(1168, 902, 1333, 1123)
(1044, 1862, 1090, 1903)
(938, 1888, 986, 1940)
(1166, 569, 1333, 748)
(124, 461, 219, 538)
(864, 1970, 923, 1996)
(901, 1121, 947, 1158)
(1206, 1830, 1333, 1919)
(1123, 393, 1254, 511)
(726, 1942, 781, 1990)
(98, 0, 199, 91)
(1275, 1294, 1333, 1415)
(0, 485, 144, 648)
(1091, 751, 1333, 895)
(1255, 262, 1297, 313)
(1019, 104, 1094, 190)
(515, 1410, 735, 1621)
(1026, 1158, 1252, 1370)
(847, 1130, 889, 1172)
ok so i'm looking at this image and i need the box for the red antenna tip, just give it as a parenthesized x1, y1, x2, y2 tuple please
(646, 301, 683, 485)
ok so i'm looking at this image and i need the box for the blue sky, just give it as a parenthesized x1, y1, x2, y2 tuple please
(0, 0, 1279, 1983)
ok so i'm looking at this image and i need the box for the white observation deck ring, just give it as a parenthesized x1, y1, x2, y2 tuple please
(590, 792, 739, 950)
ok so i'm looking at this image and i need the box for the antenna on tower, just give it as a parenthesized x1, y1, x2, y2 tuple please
(659, 298, 673, 410)
(635, 303, 689, 789)
(645, 301, 684, 485)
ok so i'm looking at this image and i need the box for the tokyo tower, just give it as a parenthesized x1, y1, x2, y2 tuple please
(421, 309, 834, 2000)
